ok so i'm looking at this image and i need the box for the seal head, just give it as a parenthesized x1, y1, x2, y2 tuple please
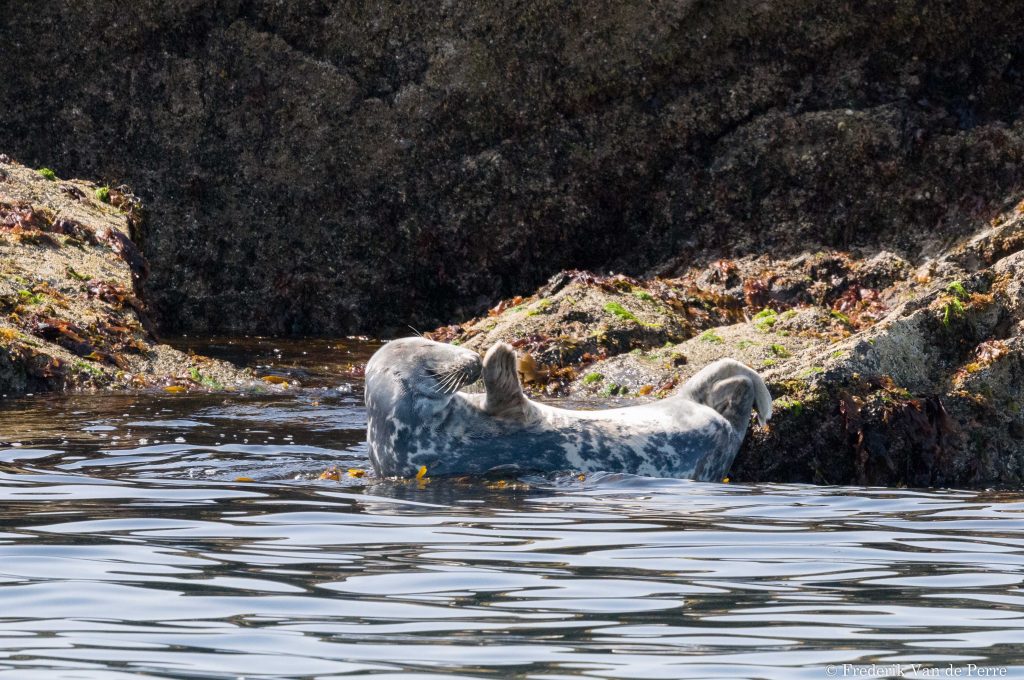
(365, 337, 483, 475)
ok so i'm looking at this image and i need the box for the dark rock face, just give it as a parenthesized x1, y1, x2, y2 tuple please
(2, 1, 1023, 335)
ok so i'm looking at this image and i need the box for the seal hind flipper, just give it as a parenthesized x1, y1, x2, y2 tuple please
(706, 375, 758, 434)
(679, 358, 772, 429)
(482, 342, 528, 417)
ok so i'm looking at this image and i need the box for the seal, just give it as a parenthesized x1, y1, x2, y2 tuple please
(365, 337, 772, 481)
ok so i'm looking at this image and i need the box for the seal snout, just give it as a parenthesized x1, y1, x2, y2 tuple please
(425, 347, 482, 396)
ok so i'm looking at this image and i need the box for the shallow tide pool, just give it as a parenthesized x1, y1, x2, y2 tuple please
(1, 339, 1023, 679)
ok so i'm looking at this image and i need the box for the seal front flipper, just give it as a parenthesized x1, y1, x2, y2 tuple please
(482, 342, 529, 418)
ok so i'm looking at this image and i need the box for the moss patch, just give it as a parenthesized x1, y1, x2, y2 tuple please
(830, 309, 852, 327)
(698, 329, 724, 344)
(189, 367, 224, 390)
(942, 298, 966, 326)
(526, 298, 553, 316)
(753, 308, 778, 332)
(946, 280, 969, 301)
(17, 289, 45, 306)
(603, 301, 639, 322)
(632, 290, 656, 303)
(601, 382, 628, 396)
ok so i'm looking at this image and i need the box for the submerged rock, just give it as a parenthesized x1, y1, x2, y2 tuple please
(0, 157, 260, 396)
(436, 199, 1024, 489)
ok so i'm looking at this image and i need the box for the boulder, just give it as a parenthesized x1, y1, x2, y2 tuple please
(0, 156, 261, 396)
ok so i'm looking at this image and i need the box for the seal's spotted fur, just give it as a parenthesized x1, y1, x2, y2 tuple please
(365, 337, 771, 480)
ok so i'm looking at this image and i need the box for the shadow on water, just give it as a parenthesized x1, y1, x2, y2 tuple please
(0, 339, 1023, 678)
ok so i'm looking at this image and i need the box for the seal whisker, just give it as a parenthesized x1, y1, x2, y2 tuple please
(436, 369, 462, 393)
(436, 370, 463, 394)
(443, 369, 470, 394)
(448, 372, 469, 393)
(444, 376, 465, 394)
(427, 369, 453, 393)
(427, 367, 455, 382)
(455, 371, 476, 393)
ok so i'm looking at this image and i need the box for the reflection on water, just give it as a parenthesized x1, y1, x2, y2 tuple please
(0, 339, 1023, 679)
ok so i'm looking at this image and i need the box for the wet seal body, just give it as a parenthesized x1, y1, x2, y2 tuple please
(365, 337, 772, 481)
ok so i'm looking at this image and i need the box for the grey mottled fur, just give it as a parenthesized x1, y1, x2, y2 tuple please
(365, 337, 771, 481)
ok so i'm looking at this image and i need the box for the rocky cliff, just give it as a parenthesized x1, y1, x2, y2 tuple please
(2, 1, 1022, 335)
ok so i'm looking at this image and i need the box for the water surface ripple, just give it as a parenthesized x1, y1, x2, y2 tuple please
(0, 339, 1022, 679)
